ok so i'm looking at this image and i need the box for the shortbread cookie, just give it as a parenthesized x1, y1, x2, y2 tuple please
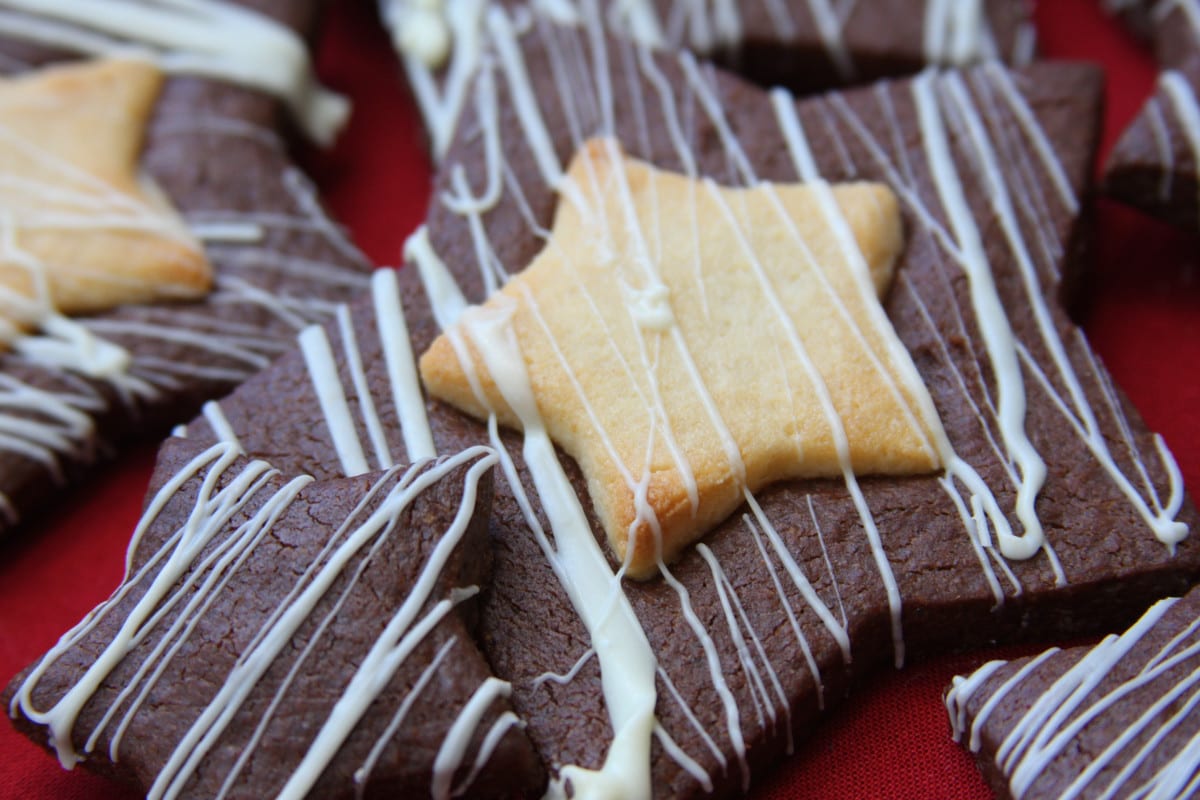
(419, 139, 944, 576)
(0, 58, 210, 332)
(387, 0, 1036, 158)
(0, 0, 373, 536)
(947, 586, 1200, 800)
(170, 12, 1199, 797)
(1105, 56, 1200, 233)
(5, 440, 545, 798)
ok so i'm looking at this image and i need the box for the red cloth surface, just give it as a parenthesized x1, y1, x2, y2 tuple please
(0, 1, 1197, 798)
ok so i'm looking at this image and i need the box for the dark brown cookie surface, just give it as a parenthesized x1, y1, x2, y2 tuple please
(177, 12, 1200, 798)
(947, 585, 1200, 800)
(1104, 55, 1200, 233)
(391, 0, 1035, 158)
(0, 0, 373, 538)
(4, 440, 544, 799)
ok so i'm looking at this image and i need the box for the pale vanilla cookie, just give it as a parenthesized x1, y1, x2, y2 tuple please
(0, 58, 210, 333)
(420, 138, 946, 577)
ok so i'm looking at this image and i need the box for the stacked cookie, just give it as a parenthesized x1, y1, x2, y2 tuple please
(3, 1, 1199, 799)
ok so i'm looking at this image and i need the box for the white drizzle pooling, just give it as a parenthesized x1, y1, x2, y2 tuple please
(948, 595, 1200, 799)
(13, 443, 511, 798)
(0, 0, 348, 145)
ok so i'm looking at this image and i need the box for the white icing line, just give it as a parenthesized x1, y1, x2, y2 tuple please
(337, 303, 393, 471)
(354, 637, 458, 788)
(373, 268, 437, 463)
(299, 323, 370, 478)
(912, 70, 1048, 563)
(275, 448, 498, 799)
(201, 401, 242, 452)
(432, 677, 513, 799)
(406, 226, 469, 329)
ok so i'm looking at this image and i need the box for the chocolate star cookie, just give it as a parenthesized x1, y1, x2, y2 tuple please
(157, 9, 1200, 796)
(6, 440, 544, 798)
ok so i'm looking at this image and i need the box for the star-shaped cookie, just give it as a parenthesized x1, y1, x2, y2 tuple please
(0, 58, 210, 331)
(93, 10, 1200, 799)
(420, 137, 945, 576)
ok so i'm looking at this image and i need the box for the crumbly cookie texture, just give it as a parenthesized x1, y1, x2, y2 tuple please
(420, 137, 945, 577)
(947, 585, 1200, 800)
(0, 58, 210, 332)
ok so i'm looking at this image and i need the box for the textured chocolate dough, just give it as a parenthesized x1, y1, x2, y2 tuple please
(947, 584, 1200, 800)
(0, 0, 373, 538)
(510, 0, 1034, 94)
(397, 0, 1035, 162)
(4, 440, 545, 798)
(173, 15, 1200, 798)
(1104, 55, 1200, 233)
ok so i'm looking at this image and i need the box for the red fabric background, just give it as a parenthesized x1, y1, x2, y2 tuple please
(0, 1, 1197, 798)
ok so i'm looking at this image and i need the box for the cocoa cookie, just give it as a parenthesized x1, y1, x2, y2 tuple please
(4, 439, 545, 798)
(1100, 0, 1200, 230)
(386, 0, 1036, 158)
(166, 12, 1199, 797)
(947, 584, 1200, 800)
(0, 0, 373, 538)
(1104, 55, 1200, 233)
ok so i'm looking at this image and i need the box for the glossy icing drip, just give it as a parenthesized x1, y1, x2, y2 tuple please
(12, 443, 507, 797)
(948, 596, 1200, 799)
(0, 0, 348, 145)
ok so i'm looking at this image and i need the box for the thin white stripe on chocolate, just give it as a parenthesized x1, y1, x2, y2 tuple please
(949, 596, 1200, 800)
(432, 677, 514, 799)
(400, 11, 1191, 797)
(300, 324, 370, 478)
(373, 268, 437, 462)
(924, 0, 986, 65)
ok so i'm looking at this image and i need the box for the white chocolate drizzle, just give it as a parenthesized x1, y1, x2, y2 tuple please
(13, 443, 513, 798)
(180, 11, 1188, 797)
(0, 0, 348, 145)
(0, 87, 370, 525)
(948, 594, 1200, 799)
(388, 0, 1030, 163)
